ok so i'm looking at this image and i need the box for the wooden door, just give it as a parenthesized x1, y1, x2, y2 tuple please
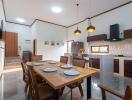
(5, 32, 18, 57)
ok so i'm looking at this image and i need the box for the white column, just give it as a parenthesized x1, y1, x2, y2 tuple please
(100, 55, 114, 85)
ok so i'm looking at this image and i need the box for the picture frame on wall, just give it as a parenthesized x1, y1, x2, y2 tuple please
(56, 42, 60, 46)
(51, 41, 55, 46)
(44, 41, 49, 45)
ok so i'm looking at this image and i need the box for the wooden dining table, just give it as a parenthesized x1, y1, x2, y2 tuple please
(28, 60, 97, 100)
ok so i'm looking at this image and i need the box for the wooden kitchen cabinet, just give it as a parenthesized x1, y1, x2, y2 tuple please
(114, 59, 119, 73)
(124, 60, 132, 78)
(89, 58, 100, 69)
(87, 34, 107, 42)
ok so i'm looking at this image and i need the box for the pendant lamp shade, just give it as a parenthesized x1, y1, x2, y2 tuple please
(74, 27, 81, 36)
(87, 22, 96, 33)
(74, 2, 81, 36)
(86, 0, 96, 33)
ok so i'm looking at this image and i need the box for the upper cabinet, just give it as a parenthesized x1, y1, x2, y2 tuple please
(124, 29, 132, 39)
(87, 34, 107, 42)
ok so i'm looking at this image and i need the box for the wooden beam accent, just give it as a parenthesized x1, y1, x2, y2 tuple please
(36, 19, 67, 28)
(6, 21, 31, 27)
(91, 1, 132, 19)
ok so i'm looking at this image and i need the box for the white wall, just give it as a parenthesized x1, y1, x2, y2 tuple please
(5, 23, 33, 56)
(68, 3, 132, 56)
(0, 0, 6, 32)
(33, 21, 68, 61)
(0, 0, 4, 20)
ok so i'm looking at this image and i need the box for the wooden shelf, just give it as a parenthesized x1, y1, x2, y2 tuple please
(124, 29, 132, 39)
(87, 34, 107, 42)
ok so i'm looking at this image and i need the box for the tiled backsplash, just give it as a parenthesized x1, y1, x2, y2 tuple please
(87, 39, 132, 56)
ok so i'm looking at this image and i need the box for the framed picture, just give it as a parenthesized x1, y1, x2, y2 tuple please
(44, 41, 49, 45)
(51, 41, 55, 46)
(56, 42, 60, 46)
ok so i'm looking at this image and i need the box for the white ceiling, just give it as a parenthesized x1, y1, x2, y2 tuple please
(3, 0, 132, 26)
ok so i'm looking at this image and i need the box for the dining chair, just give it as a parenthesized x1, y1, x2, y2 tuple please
(31, 55, 43, 61)
(21, 62, 30, 98)
(98, 84, 132, 100)
(21, 61, 45, 99)
(67, 58, 86, 100)
(60, 56, 68, 64)
(28, 66, 54, 100)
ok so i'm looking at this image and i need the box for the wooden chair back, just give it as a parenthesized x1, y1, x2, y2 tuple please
(21, 62, 28, 82)
(72, 58, 86, 68)
(28, 66, 39, 100)
(98, 84, 132, 100)
(32, 55, 42, 61)
(124, 85, 132, 100)
(60, 56, 68, 64)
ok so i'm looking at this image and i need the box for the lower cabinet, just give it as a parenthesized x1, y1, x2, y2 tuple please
(114, 59, 119, 73)
(124, 60, 132, 78)
(89, 58, 100, 69)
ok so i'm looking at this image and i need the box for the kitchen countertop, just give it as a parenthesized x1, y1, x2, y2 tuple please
(114, 56, 132, 60)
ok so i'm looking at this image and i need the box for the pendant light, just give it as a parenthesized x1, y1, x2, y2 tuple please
(86, 0, 95, 33)
(74, 3, 81, 36)
(87, 18, 95, 33)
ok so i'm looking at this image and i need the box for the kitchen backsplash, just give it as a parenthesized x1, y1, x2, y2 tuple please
(87, 39, 132, 56)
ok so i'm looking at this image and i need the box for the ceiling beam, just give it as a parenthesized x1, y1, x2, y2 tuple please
(6, 20, 31, 27)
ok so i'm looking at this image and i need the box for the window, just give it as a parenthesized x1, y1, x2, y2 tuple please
(91, 45, 109, 53)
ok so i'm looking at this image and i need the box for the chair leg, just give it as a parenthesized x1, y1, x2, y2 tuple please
(27, 86, 30, 100)
(60, 87, 65, 96)
(70, 89, 73, 100)
(25, 83, 28, 93)
(78, 84, 84, 97)
(101, 89, 106, 100)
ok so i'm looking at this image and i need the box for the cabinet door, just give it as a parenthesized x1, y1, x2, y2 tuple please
(114, 59, 119, 73)
(124, 60, 132, 78)
(89, 58, 100, 69)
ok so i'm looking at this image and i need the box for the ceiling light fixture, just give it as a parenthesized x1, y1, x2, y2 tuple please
(51, 6, 62, 13)
(74, 2, 81, 36)
(86, 0, 95, 33)
(74, 27, 81, 36)
(87, 18, 96, 33)
(16, 18, 25, 23)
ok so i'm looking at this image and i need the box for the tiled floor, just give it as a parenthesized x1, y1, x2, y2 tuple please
(2, 57, 132, 100)
(2, 69, 132, 100)
(4, 57, 21, 70)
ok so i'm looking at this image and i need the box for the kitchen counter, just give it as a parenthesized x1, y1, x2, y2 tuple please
(114, 56, 132, 60)
(85, 54, 132, 78)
